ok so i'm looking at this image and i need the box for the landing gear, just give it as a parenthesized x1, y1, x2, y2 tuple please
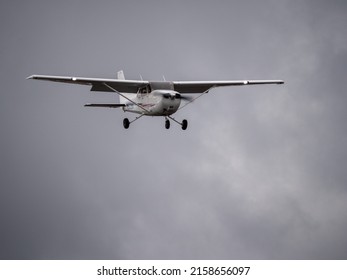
(122, 115, 188, 130)
(165, 116, 188, 130)
(123, 118, 130, 129)
(122, 114, 145, 129)
(165, 119, 170, 129)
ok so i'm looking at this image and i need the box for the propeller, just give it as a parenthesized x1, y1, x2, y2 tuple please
(176, 93, 194, 101)
(163, 92, 193, 101)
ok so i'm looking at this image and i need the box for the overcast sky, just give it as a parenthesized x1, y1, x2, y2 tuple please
(1, 0, 347, 259)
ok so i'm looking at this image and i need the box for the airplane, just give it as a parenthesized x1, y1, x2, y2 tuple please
(27, 71, 284, 130)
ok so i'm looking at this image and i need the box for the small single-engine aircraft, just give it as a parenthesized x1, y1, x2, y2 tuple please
(27, 71, 284, 130)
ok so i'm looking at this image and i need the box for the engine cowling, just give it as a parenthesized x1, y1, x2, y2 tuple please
(152, 90, 181, 115)
(161, 92, 181, 114)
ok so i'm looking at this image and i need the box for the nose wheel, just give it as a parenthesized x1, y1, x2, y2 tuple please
(165, 119, 170, 129)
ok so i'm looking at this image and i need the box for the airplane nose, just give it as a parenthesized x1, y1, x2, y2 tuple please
(162, 91, 181, 100)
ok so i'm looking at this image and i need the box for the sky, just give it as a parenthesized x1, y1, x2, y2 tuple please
(1, 0, 347, 259)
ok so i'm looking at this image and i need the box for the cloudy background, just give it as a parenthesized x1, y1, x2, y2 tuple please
(1, 0, 347, 259)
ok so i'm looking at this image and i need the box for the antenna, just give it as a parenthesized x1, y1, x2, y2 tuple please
(117, 70, 125, 80)
(139, 74, 143, 81)
(162, 75, 166, 81)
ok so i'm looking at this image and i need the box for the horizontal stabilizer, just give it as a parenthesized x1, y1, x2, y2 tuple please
(84, 103, 125, 108)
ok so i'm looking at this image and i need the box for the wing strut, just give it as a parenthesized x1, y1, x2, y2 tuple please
(102, 83, 150, 113)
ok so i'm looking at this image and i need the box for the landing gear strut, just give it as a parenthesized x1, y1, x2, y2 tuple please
(166, 116, 188, 130)
(122, 114, 144, 129)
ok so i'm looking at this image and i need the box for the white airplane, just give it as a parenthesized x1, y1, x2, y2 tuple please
(27, 71, 284, 130)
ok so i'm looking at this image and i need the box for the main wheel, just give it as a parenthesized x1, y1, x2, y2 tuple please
(123, 118, 130, 129)
(181, 119, 188, 130)
(165, 119, 170, 129)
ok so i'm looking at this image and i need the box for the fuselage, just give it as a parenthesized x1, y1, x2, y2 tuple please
(123, 89, 181, 116)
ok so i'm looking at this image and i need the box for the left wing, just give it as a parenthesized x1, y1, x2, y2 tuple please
(173, 80, 284, 93)
(27, 75, 149, 93)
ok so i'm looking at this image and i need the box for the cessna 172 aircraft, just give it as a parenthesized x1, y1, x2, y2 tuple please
(27, 71, 284, 130)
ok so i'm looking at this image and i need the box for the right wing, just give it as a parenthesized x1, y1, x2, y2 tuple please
(27, 75, 149, 93)
(173, 80, 284, 93)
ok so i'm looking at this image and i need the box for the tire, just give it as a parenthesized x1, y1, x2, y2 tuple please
(123, 118, 130, 129)
(181, 119, 188, 130)
(165, 119, 170, 129)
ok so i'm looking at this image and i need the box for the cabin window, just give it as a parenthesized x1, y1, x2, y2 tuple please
(138, 85, 151, 94)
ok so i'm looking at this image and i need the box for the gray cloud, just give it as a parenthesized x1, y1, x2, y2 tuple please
(1, 0, 347, 259)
